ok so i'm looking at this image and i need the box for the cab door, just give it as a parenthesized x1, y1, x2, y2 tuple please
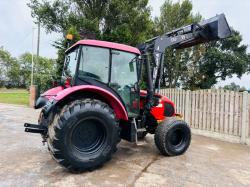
(110, 50, 140, 117)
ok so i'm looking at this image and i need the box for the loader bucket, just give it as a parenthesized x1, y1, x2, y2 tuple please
(176, 13, 232, 49)
(199, 13, 231, 40)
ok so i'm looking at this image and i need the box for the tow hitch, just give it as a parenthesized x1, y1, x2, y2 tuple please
(24, 123, 47, 135)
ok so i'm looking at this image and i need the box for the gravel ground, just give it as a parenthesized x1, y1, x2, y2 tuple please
(0, 103, 250, 187)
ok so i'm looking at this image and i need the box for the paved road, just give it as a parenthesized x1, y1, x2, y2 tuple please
(0, 104, 250, 187)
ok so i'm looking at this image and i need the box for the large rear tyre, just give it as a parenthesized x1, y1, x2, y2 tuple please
(154, 117, 191, 156)
(47, 99, 120, 172)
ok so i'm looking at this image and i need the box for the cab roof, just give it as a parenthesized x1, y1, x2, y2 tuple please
(65, 40, 141, 55)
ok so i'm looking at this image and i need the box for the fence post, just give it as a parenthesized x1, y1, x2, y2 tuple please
(185, 90, 190, 124)
(29, 85, 38, 108)
(240, 91, 248, 144)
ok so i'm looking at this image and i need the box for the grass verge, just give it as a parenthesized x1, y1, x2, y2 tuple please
(0, 92, 29, 106)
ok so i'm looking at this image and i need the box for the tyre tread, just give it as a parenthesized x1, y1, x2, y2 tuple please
(48, 98, 120, 172)
(154, 117, 191, 156)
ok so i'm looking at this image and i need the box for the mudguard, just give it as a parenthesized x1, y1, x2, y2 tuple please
(40, 85, 128, 121)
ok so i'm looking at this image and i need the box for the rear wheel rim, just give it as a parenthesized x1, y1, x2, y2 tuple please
(71, 118, 107, 154)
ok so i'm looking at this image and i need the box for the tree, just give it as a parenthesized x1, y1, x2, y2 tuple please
(28, 0, 250, 91)
(156, 0, 250, 90)
(155, 0, 202, 88)
(0, 48, 56, 91)
(28, 0, 153, 75)
(222, 82, 246, 92)
(0, 48, 11, 86)
(183, 30, 250, 90)
(18, 53, 57, 92)
(0, 48, 21, 87)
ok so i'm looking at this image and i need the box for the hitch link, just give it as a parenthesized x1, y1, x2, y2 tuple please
(24, 123, 47, 135)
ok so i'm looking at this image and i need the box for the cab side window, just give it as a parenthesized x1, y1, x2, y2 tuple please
(78, 46, 109, 83)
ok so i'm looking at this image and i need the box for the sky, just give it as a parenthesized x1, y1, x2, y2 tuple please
(0, 0, 60, 59)
(0, 0, 250, 88)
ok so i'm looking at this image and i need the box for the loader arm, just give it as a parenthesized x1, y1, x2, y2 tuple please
(138, 13, 232, 120)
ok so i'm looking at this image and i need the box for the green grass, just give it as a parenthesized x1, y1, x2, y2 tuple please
(0, 88, 28, 93)
(0, 90, 29, 106)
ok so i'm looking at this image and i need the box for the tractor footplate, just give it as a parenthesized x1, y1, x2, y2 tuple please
(24, 123, 47, 135)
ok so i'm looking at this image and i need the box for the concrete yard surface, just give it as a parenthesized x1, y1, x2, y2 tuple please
(0, 104, 250, 187)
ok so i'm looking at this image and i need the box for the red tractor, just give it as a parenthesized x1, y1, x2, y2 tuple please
(24, 14, 231, 172)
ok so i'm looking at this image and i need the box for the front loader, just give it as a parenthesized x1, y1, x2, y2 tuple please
(24, 14, 231, 172)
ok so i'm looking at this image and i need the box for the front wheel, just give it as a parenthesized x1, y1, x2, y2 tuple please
(47, 99, 120, 172)
(154, 117, 191, 156)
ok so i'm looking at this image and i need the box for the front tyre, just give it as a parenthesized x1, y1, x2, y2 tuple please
(154, 117, 191, 156)
(47, 99, 120, 172)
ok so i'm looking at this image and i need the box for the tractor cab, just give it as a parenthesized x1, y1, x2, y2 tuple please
(62, 40, 141, 117)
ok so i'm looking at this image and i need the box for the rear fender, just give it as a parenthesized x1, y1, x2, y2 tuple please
(52, 85, 128, 121)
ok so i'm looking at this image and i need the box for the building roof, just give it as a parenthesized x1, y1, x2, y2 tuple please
(65, 40, 141, 55)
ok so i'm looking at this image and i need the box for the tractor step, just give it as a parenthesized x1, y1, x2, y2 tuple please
(24, 123, 47, 135)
